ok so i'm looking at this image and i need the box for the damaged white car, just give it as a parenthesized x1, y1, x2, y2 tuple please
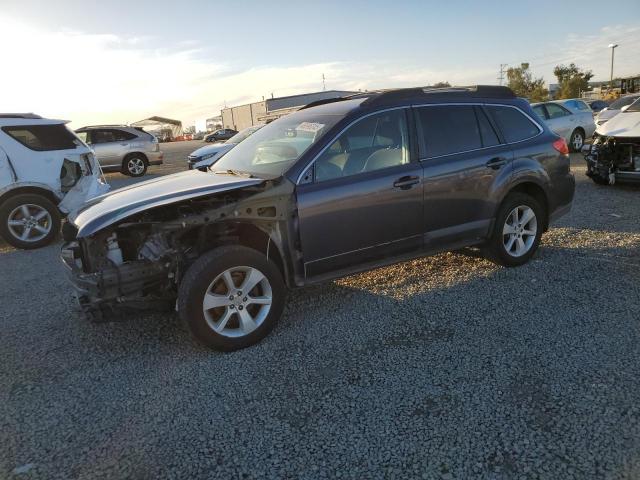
(584, 98, 640, 185)
(0, 114, 109, 249)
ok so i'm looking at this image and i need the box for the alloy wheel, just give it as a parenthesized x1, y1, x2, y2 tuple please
(502, 205, 537, 257)
(202, 266, 272, 338)
(127, 158, 145, 175)
(7, 204, 52, 243)
(572, 132, 584, 151)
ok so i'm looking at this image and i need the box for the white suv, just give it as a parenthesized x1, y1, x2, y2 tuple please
(0, 114, 109, 249)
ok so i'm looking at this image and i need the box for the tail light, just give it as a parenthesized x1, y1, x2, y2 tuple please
(552, 137, 569, 155)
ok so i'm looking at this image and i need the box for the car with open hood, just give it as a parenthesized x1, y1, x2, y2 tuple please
(583, 97, 640, 185)
(187, 125, 263, 170)
(61, 86, 574, 351)
(0, 114, 109, 249)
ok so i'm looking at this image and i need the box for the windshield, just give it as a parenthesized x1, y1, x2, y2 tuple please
(609, 95, 640, 110)
(224, 125, 263, 144)
(212, 112, 342, 177)
(626, 97, 640, 112)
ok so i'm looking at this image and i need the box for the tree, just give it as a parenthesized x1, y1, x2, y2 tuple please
(431, 81, 451, 88)
(506, 63, 548, 102)
(553, 63, 593, 99)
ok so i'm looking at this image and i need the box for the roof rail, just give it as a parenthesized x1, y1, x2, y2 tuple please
(77, 124, 130, 130)
(300, 86, 516, 111)
(361, 85, 516, 107)
(0, 113, 43, 119)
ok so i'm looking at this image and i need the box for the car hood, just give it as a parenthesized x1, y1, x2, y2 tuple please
(70, 170, 263, 237)
(596, 109, 619, 123)
(596, 111, 640, 137)
(189, 142, 236, 158)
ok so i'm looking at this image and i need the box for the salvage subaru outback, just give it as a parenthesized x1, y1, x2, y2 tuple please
(61, 86, 575, 351)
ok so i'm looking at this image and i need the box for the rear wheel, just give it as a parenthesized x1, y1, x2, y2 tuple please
(178, 245, 286, 351)
(485, 193, 543, 267)
(122, 154, 148, 177)
(569, 129, 585, 153)
(0, 194, 60, 249)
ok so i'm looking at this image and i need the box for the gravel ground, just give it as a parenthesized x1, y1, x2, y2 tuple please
(1, 152, 639, 479)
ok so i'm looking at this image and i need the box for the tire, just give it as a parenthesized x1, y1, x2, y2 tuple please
(589, 173, 610, 185)
(569, 129, 585, 153)
(0, 193, 61, 249)
(122, 154, 148, 177)
(178, 245, 286, 351)
(485, 192, 544, 267)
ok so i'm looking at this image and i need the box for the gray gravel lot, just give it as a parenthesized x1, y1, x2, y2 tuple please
(1, 147, 640, 479)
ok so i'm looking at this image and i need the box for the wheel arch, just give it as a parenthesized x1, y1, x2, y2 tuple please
(192, 221, 290, 287)
(502, 181, 549, 231)
(0, 184, 61, 208)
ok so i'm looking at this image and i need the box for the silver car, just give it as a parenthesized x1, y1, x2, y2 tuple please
(75, 125, 163, 177)
(531, 100, 596, 152)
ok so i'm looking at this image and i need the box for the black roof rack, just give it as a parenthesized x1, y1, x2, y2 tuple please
(300, 85, 516, 111)
(77, 124, 129, 130)
(0, 113, 43, 119)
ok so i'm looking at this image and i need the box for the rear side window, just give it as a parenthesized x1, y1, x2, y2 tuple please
(416, 105, 482, 158)
(486, 106, 540, 143)
(2, 124, 78, 151)
(476, 107, 500, 147)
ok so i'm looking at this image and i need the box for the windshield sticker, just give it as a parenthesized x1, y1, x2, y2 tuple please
(296, 122, 325, 133)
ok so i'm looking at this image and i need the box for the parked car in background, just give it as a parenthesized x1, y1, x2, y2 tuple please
(75, 125, 163, 177)
(584, 97, 640, 185)
(0, 114, 109, 249)
(531, 101, 595, 152)
(204, 128, 237, 143)
(187, 125, 264, 170)
(61, 86, 574, 351)
(595, 94, 640, 126)
(584, 99, 609, 113)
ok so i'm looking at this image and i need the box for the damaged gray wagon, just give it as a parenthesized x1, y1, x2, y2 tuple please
(61, 86, 575, 351)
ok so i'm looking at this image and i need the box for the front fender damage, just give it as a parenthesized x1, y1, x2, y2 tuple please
(61, 178, 301, 321)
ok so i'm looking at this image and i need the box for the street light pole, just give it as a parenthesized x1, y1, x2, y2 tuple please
(608, 43, 618, 87)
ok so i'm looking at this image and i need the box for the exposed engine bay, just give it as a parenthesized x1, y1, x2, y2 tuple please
(60, 177, 300, 321)
(584, 135, 640, 185)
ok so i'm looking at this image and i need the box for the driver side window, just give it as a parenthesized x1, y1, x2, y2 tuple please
(313, 109, 409, 183)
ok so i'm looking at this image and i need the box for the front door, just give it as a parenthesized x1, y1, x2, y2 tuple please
(296, 109, 424, 278)
(414, 104, 513, 247)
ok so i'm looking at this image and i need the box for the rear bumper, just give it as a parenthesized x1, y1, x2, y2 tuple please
(147, 151, 164, 166)
(549, 172, 575, 224)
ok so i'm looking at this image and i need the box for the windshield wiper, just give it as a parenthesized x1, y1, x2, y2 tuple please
(212, 169, 253, 178)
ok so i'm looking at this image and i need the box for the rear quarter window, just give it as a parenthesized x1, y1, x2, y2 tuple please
(486, 106, 541, 143)
(2, 124, 79, 151)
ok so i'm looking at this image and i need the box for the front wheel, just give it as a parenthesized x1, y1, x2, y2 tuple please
(0, 194, 61, 249)
(485, 193, 544, 267)
(178, 245, 286, 351)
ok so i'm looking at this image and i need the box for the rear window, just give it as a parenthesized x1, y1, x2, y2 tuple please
(1, 124, 79, 151)
(486, 106, 541, 143)
(416, 105, 482, 158)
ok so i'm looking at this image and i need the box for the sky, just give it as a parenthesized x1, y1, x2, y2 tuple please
(1, 0, 639, 128)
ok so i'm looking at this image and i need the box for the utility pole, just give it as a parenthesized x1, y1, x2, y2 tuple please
(322, 73, 326, 91)
(608, 43, 618, 87)
(497, 64, 508, 86)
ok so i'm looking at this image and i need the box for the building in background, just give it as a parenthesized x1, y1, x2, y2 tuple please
(221, 90, 357, 131)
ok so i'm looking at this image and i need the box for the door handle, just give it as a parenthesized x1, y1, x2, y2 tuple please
(393, 175, 420, 189)
(486, 157, 507, 170)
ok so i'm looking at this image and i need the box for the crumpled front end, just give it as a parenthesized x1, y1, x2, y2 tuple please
(584, 135, 640, 184)
(60, 176, 297, 321)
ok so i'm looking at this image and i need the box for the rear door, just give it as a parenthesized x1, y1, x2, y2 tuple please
(296, 108, 424, 278)
(89, 129, 121, 167)
(416, 104, 513, 248)
(544, 103, 574, 140)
